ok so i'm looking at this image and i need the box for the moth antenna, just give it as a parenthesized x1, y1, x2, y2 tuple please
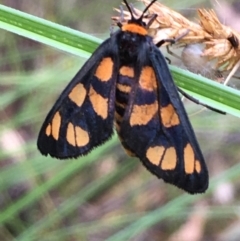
(139, 0, 157, 21)
(123, 0, 156, 21)
(123, 0, 134, 19)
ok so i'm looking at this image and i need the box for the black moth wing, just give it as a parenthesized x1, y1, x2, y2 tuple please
(119, 44, 208, 194)
(37, 38, 119, 159)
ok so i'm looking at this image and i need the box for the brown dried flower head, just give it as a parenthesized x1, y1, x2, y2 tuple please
(198, 9, 240, 71)
(112, 0, 240, 77)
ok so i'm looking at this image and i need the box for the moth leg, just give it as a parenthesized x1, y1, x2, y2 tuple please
(156, 30, 190, 48)
(146, 14, 158, 28)
(165, 56, 171, 64)
(177, 87, 225, 115)
(166, 45, 182, 60)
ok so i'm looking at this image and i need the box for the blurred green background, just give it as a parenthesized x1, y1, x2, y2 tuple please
(1, 0, 240, 241)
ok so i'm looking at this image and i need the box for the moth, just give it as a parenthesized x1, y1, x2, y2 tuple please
(37, 0, 208, 194)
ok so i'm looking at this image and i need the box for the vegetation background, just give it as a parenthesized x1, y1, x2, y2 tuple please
(1, 0, 240, 240)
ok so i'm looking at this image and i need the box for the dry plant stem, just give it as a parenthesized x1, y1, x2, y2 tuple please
(224, 60, 240, 86)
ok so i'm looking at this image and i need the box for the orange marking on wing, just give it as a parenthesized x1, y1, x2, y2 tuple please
(117, 83, 131, 93)
(146, 146, 165, 165)
(89, 85, 108, 119)
(46, 124, 51, 136)
(94, 57, 113, 82)
(67, 122, 76, 146)
(122, 23, 147, 35)
(51, 112, 61, 140)
(68, 83, 86, 107)
(119, 66, 134, 77)
(139, 66, 157, 91)
(75, 126, 89, 147)
(161, 147, 177, 170)
(195, 160, 201, 173)
(130, 101, 158, 126)
(160, 104, 180, 128)
(184, 143, 195, 174)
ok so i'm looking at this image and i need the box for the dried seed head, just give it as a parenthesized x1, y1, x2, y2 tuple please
(112, 0, 211, 44)
(141, 0, 211, 44)
(198, 9, 240, 71)
(112, 0, 240, 80)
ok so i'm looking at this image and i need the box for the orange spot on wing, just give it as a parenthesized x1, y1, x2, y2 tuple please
(68, 83, 86, 107)
(146, 146, 165, 165)
(139, 66, 157, 91)
(46, 124, 51, 136)
(161, 147, 177, 170)
(195, 160, 201, 173)
(130, 101, 158, 126)
(51, 112, 61, 140)
(117, 83, 131, 93)
(122, 23, 147, 36)
(184, 143, 195, 174)
(67, 122, 76, 146)
(119, 66, 134, 77)
(94, 57, 113, 82)
(66, 123, 89, 147)
(160, 104, 180, 128)
(75, 126, 89, 147)
(89, 85, 108, 119)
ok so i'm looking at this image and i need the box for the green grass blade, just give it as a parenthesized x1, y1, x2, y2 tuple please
(0, 4, 101, 58)
(1, 4, 240, 117)
(171, 65, 240, 117)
